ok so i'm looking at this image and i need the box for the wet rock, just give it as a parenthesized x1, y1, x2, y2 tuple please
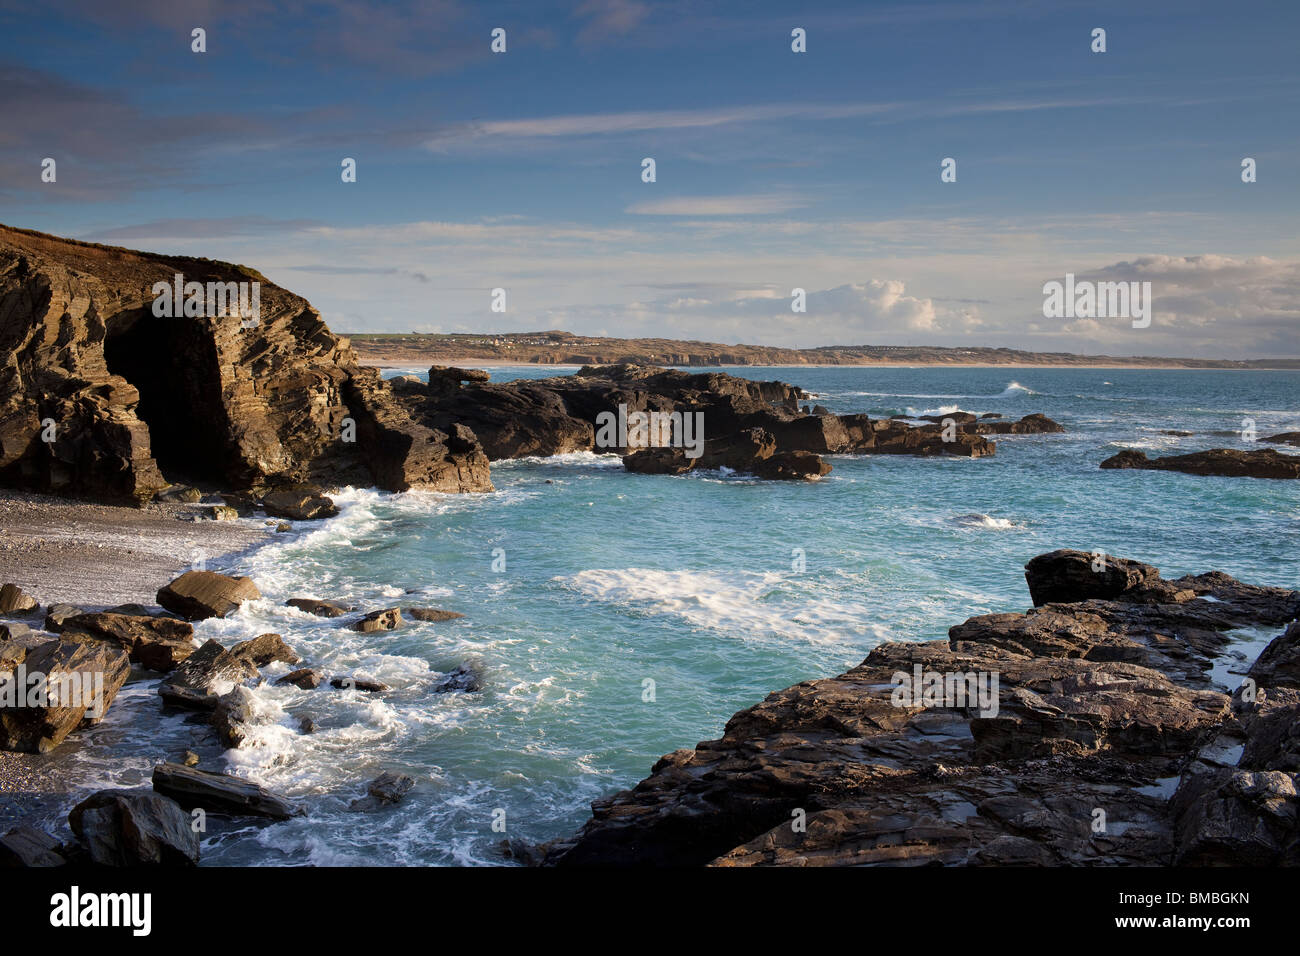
(348, 771, 415, 811)
(286, 597, 350, 617)
(1262, 432, 1300, 447)
(1248, 623, 1300, 691)
(404, 607, 465, 622)
(230, 632, 299, 667)
(276, 667, 324, 690)
(152, 762, 301, 820)
(299, 716, 316, 734)
(157, 639, 260, 710)
(0, 638, 130, 753)
(69, 789, 199, 866)
(262, 487, 339, 520)
(432, 662, 484, 693)
(351, 608, 403, 632)
(1101, 447, 1300, 479)
(275, 522, 292, 532)
(330, 676, 388, 693)
(157, 570, 262, 620)
(972, 413, 1065, 435)
(211, 686, 257, 749)
(182, 750, 200, 767)
(0, 825, 67, 867)
(61, 612, 195, 671)
(0, 583, 37, 614)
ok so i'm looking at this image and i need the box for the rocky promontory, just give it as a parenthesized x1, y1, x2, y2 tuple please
(0, 224, 491, 502)
(1101, 447, 1300, 479)
(542, 550, 1300, 866)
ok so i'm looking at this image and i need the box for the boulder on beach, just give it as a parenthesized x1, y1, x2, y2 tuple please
(157, 570, 262, 620)
(262, 487, 339, 520)
(1101, 447, 1300, 479)
(42, 604, 84, 632)
(61, 611, 196, 671)
(157, 639, 261, 710)
(69, 789, 199, 866)
(286, 597, 351, 617)
(0, 583, 37, 614)
(351, 608, 403, 632)
(0, 621, 29, 641)
(152, 762, 301, 820)
(0, 638, 130, 753)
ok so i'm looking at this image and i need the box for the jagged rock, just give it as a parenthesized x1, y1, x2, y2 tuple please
(432, 662, 484, 693)
(157, 639, 260, 710)
(287, 597, 350, 617)
(275, 522, 292, 532)
(1262, 432, 1300, 447)
(404, 607, 465, 622)
(0, 224, 492, 501)
(61, 611, 195, 671)
(624, 427, 831, 480)
(1024, 549, 1161, 606)
(351, 608, 403, 632)
(0, 583, 37, 614)
(230, 632, 299, 667)
(42, 604, 84, 632)
(0, 621, 29, 641)
(182, 750, 200, 767)
(262, 486, 338, 520)
(68, 789, 199, 866)
(330, 676, 388, 693)
(348, 771, 415, 811)
(1248, 624, 1300, 691)
(277, 667, 324, 690)
(972, 413, 1066, 435)
(0, 825, 67, 867)
(1101, 447, 1300, 479)
(211, 686, 257, 748)
(543, 553, 1300, 867)
(151, 762, 301, 820)
(0, 638, 130, 752)
(157, 570, 261, 620)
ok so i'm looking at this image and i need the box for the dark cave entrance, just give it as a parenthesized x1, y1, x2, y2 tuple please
(103, 312, 233, 486)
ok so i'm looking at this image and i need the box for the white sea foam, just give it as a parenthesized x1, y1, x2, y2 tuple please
(949, 513, 1019, 530)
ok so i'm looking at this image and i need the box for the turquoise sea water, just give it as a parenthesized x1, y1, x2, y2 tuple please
(24, 367, 1300, 865)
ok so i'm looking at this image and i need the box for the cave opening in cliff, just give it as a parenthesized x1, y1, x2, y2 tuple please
(103, 312, 232, 486)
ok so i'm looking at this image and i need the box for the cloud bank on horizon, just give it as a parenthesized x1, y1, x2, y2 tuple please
(1, 0, 1297, 357)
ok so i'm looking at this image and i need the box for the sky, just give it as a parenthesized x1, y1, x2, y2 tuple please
(1, 0, 1298, 357)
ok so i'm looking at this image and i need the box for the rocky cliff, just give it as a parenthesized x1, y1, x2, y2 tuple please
(0, 225, 491, 501)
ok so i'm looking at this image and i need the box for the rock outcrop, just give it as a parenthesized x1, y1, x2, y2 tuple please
(1101, 447, 1300, 479)
(1, 637, 131, 752)
(156, 570, 261, 620)
(0, 224, 491, 501)
(68, 789, 199, 866)
(543, 551, 1300, 866)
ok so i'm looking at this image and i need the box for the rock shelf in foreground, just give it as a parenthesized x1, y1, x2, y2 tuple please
(542, 549, 1300, 866)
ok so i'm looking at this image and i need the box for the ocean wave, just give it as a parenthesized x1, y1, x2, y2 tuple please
(949, 513, 1020, 530)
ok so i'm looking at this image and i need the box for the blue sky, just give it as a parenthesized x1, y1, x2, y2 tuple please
(2, 0, 1298, 356)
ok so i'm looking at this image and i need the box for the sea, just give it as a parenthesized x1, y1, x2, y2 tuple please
(13, 366, 1300, 865)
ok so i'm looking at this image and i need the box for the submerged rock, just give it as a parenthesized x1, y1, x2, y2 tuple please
(330, 676, 388, 693)
(351, 608, 403, 632)
(277, 667, 324, 690)
(404, 607, 465, 622)
(286, 597, 351, 617)
(157, 570, 262, 620)
(348, 771, 415, 811)
(432, 662, 484, 694)
(1101, 447, 1300, 479)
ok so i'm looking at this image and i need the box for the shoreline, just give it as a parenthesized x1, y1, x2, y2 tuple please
(357, 357, 1300, 371)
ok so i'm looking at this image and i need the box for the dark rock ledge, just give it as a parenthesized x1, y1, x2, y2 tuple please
(541, 549, 1300, 866)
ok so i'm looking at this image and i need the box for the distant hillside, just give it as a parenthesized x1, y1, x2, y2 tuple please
(344, 330, 1300, 369)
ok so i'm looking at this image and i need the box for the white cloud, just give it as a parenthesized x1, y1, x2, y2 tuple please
(626, 194, 807, 216)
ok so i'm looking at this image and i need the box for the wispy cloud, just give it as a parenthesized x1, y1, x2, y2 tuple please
(626, 194, 807, 215)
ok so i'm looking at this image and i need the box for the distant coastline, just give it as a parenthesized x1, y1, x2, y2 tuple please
(344, 330, 1300, 371)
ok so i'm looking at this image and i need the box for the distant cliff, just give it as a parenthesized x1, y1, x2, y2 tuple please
(347, 330, 1300, 369)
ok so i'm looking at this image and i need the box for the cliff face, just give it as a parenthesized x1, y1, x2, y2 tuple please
(0, 225, 491, 501)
